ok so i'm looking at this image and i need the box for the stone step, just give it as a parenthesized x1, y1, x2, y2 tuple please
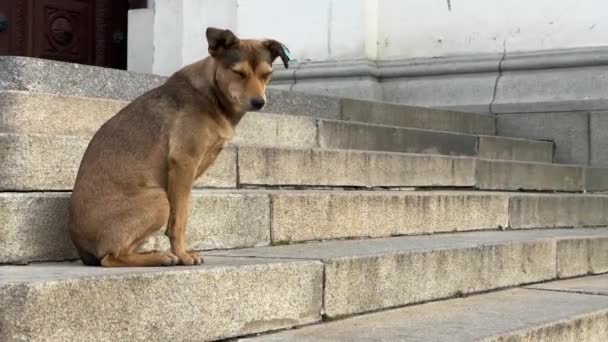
(0, 90, 550, 162)
(211, 228, 608, 318)
(241, 275, 608, 342)
(2, 190, 608, 264)
(341, 98, 496, 134)
(0, 258, 324, 342)
(2, 229, 606, 341)
(0, 134, 587, 191)
(1, 56, 497, 133)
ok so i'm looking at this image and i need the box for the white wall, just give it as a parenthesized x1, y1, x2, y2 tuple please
(129, 0, 608, 74)
(378, 0, 608, 59)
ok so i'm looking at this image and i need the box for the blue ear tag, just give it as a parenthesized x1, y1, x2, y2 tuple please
(280, 43, 293, 61)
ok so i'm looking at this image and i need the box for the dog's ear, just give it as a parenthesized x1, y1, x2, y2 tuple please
(206, 27, 239, 57)
(264, 40, 292, 69)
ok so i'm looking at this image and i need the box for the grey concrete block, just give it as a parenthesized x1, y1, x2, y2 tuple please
(478, 135, 553, 163)
(493, 66, 608, 113)
(527, 273, 608, 296)
(0, 91, 319, 149)
(0, 258, 323, 342)
(381, 72, 498, 113)
(496, 112, 589, 165)
(241, 288, 608, 342)
(0, 191, 270, 264)
(318, 120, 478, 157)
(264, 89, 341, 120)
(556, 237, 608, 278)
(238, 146, 476, 188)
(268, 191, 509, 243)
(509, 194, 608, 229)
(214, 228, 608, 318)
(0, 56, 165, 101)
(0, 90, 127, 136)
(0, 134, 236, 190)
(0, 56, 341, 119)
(585, 167, 608, 191)
(475, 159, 584, 191)
(291, 77, 383, 102)
(234, 112, 317, 148)
(590, 111, 608, 167)
(341, 99, 496, 135)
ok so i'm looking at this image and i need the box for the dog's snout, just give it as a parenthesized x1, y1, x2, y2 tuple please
(250, 98, 266, 110)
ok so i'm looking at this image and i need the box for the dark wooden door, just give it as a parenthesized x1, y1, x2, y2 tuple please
(0, 0, 146, 69)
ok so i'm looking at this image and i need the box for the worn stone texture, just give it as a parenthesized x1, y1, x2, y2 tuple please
(318, 120, 478, 156)
(509, 194, 608, 229)
(493, 66, 608, 113)
(0, 259, 323, 342)
(527, 274, 608, 296)
(0, 90, 127, 136)
(381, 72, 499, 113)
(477, 135, 553, 163)
(0, 191, 270, 264)
(0, 133, 236, 190)
(234, 112, 317, 148)
(340, 98, 496, 135)
(590, 111, 608, 167)
(241, 288, 608, 342)
(556, 237, 608, 278)
(213, 228, 608, 318)
(238, 146, 476, 188)
(586, 167, 608, 191)
(496, 112, 588, 165)
(475, 159, 584, 191)
(268, 191, 508, 243)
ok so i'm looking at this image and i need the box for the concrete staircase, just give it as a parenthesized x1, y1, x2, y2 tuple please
(1, 57, 607, 341)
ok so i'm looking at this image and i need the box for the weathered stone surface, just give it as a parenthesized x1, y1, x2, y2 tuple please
(478, 135, 553, 163)
(496, 112, 588, 165)
(475, 159, 584, 191)
(590, 111, 608, 167)
(318, 120, 478, 156)
(340, 98, 496, 135)
(0, 90, 127, 136)
(509, 194, 608, 229)
(234, 112, 317, 148)
(493, 65, 608, 113)
(241, 288, 608, 342)
(265, 88, 341, 119)
(0, 191, 270, 264)
(0, 258, 323, 342)
(0, 133, 236, 190)
(381, 72, 499, 113)
(586, 167, 608, 192)
(267, 191, 508, 243)
(238, 146, 476, 188)
(215, 228, 608, 318)
(528, 273, 608, 296)
(556, 237, 608, 278)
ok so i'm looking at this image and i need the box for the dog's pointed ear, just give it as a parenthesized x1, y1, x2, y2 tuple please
(206, 27, 239, 57)
(264, 40, 292, 69)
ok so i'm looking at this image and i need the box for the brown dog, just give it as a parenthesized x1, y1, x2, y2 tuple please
(69, 28, 289, 267)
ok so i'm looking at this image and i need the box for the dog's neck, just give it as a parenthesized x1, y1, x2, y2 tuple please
(177, 58, 247, 126)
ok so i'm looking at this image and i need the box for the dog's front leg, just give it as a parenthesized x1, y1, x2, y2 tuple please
(166, 155, 203, 265)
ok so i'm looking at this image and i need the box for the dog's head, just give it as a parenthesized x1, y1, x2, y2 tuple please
(206, 27, 290, 112)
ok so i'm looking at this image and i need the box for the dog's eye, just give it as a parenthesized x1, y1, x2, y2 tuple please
(261, 72, 272, 80)
(232, 70, 247, 79)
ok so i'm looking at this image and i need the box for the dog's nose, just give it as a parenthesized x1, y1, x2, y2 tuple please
(250, 98, 266, 110)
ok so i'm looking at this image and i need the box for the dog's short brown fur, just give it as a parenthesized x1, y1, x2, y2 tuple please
(69, 28, 289, 267)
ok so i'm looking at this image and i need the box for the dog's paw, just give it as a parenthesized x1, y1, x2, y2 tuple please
(160, 252, 179, 266)
(177, 251, 204, 266)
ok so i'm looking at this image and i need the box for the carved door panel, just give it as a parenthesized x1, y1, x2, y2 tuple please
(0, 0, 146, 69)
(32, 0, 94, 64)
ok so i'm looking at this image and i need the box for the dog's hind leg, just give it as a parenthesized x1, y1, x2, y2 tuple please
(96, 190, 181, 267)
